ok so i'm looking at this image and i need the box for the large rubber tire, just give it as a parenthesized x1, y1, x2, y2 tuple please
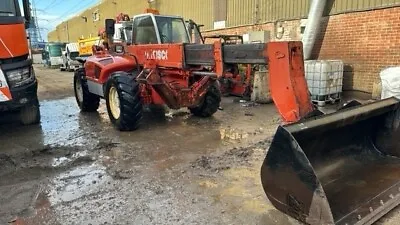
(189, 82, 221, 117)
(20, 99, 41, 125)
(104, 72, 142, 131)
(74, 68, 100, 112)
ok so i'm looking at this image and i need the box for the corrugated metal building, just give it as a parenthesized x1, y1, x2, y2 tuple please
(47, 0, 400, 42)
(47, 0, 400, 94)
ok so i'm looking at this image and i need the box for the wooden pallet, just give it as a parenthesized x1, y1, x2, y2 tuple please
(311, 93, 341, 106)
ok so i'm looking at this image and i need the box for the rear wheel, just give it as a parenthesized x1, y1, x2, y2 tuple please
(189, 82, 221, 117)
(105, 72, 142, 131)
(20, 99, 40, 125)
(74, 68, 100, 112)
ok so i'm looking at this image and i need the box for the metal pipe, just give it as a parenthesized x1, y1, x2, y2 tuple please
(302, 0, 327, 60)
(191, 71, 217, 78)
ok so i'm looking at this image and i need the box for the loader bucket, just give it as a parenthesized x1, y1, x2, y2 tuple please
(261, 97, 400, 225)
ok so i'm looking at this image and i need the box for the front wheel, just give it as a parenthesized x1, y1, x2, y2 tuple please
(20, 99, 41, 125)
(105, 72, 142, 131)
(74, 69, 100, 112)
(189, 82, 221, 117)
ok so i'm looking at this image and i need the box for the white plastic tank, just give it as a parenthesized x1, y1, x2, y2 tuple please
(304, 60, 344, 104)
(380, 67, 400, 100)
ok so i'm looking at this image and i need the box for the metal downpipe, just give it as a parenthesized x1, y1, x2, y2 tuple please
(302, 0, 327, 60)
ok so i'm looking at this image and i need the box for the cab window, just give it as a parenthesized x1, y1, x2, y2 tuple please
(132, 16, 158, 44)
(155, 16, 189, 44)
(0, 0, 19, 17)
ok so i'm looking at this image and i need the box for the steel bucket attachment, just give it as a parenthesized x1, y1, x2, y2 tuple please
(261, 97, 400, 225)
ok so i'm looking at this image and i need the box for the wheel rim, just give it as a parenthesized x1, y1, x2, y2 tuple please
(109, 86, 121, 119)
(75, 77, 83, 103)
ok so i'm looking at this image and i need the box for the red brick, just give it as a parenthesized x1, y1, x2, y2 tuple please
(202, 6, 400, 93)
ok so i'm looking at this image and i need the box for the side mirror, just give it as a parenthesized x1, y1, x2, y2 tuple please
(22, 0, 31, 27)
(105, 19, 115, 36)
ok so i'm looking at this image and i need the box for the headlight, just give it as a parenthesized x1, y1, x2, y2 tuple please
(6, 67, 34, 88)
(70, 61, 80, 66)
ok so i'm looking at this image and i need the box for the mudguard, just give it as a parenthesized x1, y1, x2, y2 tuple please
(84, 53, 137, 84)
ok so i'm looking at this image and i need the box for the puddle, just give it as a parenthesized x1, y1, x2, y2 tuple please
(0, 181, 41, 222)
(48, 163, 111, 205)
(52, 156, 69, 167)
(51, 151, 89, 167)
(39, 97, 98, 146)
(4, 163, 112, 225)
(0, 97, 99, 153)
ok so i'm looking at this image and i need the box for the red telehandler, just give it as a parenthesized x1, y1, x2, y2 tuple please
(75, 10, 400, 225)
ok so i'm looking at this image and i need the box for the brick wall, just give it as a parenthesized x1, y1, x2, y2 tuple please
(314, 7, 400, 92)
(202, 6, 400, 93)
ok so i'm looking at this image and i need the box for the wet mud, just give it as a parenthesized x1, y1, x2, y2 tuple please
(0, 67, 399, 225)
(0, 93, 287, 225)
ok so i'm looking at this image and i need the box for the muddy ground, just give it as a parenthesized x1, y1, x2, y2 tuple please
(0, 65, 399, 225)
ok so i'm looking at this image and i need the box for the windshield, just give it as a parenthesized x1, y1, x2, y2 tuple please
(48, 45, 63, 57)
(69, 52, 79, 59)
(133, 16, 158, 44)
(155, 16, 190, 44)
(0, 0, 19, 17)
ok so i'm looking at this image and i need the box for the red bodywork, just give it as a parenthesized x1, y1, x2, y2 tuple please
(218, 64, 252, 97)
(0, 17, 32, 104)
(0, 23, 29, 59)
(84, 41, 314, 123)
(203, 35, 251, 97)
(267, 42, 314, 122)
(84, 43, 214, 109)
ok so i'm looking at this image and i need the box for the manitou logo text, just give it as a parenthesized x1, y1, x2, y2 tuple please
(144, 50, 168, 60)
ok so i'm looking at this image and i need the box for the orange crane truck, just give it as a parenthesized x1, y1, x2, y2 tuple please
(0, 0, 40, 125)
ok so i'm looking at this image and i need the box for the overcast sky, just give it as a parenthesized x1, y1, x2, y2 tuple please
(25, 0, 99, 41)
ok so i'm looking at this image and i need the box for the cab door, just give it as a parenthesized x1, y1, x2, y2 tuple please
(131, 15, 160, 45)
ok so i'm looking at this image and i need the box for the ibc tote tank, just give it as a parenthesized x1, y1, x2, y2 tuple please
(305, 60, 344, 106)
